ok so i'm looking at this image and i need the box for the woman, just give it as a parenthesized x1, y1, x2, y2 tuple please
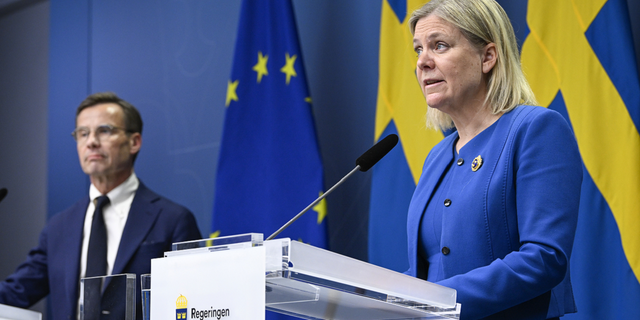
(405, 0, 582, 319)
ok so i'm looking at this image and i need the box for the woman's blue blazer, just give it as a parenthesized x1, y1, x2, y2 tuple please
(406, 106, 583, 319)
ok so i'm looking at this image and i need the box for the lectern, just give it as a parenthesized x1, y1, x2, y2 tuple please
(150, 234, 461, 320)
(0, 303, 41, 320)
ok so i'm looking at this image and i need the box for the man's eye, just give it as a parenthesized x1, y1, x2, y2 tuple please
(78, 131, 89, 137)
(97, 126, 112, 135)
(435, 43, 447, 50)
(415, 48, 423, 56)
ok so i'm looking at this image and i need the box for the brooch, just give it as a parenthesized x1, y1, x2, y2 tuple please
(471, 155, 483, 172)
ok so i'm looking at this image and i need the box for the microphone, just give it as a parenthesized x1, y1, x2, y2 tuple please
(266, 134, 399, 240)
(355, 133, 399, 172)
(0, 188, 7, 204)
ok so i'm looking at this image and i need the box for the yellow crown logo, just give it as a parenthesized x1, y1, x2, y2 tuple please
(176, 295, 188, 309)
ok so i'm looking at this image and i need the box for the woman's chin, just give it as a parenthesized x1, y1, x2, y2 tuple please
(426, 100, 444, 111)
(425, 94, 445, 110)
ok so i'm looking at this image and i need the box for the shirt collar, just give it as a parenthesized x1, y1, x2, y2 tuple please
(89, 171, 139, 204)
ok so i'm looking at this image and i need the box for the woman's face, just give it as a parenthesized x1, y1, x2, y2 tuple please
(413, 14, 495, 115)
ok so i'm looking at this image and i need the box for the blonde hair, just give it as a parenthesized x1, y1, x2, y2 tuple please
(409, 0, 536, 131)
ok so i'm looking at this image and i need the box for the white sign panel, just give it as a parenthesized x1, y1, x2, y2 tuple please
(151, 246, 265, 320)
(0, 304, 41, 320)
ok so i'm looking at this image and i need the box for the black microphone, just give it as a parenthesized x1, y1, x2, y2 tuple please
(356, 134, 399, 172)
(0, 188, 7, 204)
(266, 134, 399, 240)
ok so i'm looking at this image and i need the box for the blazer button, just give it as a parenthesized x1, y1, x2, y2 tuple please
(457, 158, 464, 166)
(442, 247, 450, 255)
(444, 199, 451, 207)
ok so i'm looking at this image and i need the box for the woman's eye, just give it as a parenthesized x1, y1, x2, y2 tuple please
(435, 42, 448, 50)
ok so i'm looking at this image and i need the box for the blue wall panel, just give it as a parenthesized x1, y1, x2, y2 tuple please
(47, 0, 91, 217)
(88, 1, 240, 235)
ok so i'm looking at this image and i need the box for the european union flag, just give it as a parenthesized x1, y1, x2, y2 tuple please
(213, 0, 327, 253)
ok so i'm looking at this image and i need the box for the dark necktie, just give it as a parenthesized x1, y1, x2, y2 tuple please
(84, 195, 110, 320)
(86, 195, 110, 277)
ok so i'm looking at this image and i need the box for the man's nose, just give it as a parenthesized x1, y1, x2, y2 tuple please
(85, 130, 101, 146)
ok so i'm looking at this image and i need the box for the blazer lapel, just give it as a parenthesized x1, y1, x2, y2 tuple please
(110, 182, 160, 276)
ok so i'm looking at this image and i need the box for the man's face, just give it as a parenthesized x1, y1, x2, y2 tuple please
(75, 103, 140, 180)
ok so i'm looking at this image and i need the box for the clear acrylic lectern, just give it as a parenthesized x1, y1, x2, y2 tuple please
(156, 233, 461, 320)
(79, 273, 136, 320)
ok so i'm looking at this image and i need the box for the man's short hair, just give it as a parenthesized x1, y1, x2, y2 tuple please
(76, 92, 143, 135)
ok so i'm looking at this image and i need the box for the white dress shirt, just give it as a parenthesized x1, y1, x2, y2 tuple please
(79, 172, 139, 278)
(76, 172, 139, 319)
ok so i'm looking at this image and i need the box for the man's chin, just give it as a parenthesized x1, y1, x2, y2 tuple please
(82, 165, 107, 176)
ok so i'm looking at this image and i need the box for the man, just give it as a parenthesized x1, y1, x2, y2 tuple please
(0, 92, 202, 319)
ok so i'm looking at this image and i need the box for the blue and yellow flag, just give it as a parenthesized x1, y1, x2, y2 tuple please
(522, 0, 640, 318)
(372, 0, 640, 318)
(213, 0, 327, 250)
(369, 0, 444, 272)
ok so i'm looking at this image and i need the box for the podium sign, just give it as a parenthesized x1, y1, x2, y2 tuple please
(150, 240, 265, 320)
(0, 304, 41, 320)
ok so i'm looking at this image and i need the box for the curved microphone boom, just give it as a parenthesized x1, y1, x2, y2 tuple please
(266, 134, 399, 240)
(0, 188, 7, 204)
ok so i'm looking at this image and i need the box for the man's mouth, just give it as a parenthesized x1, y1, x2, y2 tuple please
(86, 154, 105, 161)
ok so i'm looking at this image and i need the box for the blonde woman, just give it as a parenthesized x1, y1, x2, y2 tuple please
(405, 0, 582, 319)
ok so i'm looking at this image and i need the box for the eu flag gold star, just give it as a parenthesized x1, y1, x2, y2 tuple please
(280, 52, 297, 85)
(226, 79, 239, 107)
(313, 191, 327, 224)
(206, 231, 221, 247)
(252, 51, 269, 83)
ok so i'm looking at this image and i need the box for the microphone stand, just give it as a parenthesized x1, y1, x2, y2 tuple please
(266, 165, 361, 241)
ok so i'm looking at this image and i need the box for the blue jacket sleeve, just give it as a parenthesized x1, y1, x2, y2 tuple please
(171, 208, 202, 244)
(0, 225, 51, 308)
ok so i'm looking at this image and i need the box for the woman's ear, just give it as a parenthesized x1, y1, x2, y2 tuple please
(482, 43, 497, 74)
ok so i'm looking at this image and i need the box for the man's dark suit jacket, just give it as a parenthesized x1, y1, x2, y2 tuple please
(0, 182, 202, 320)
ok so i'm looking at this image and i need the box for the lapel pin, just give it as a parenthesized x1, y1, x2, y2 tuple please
(471, 155, 483, 172)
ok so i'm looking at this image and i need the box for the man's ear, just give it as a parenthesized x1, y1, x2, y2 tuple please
(482, 43, 497, 74)
(129, 132, 142, 155)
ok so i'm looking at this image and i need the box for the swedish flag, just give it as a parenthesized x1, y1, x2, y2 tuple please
(213, 0, 327, 250)
(369, 0, 444, 272)
(371, 0, 640, 318)
(522, 0, 640, 318)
